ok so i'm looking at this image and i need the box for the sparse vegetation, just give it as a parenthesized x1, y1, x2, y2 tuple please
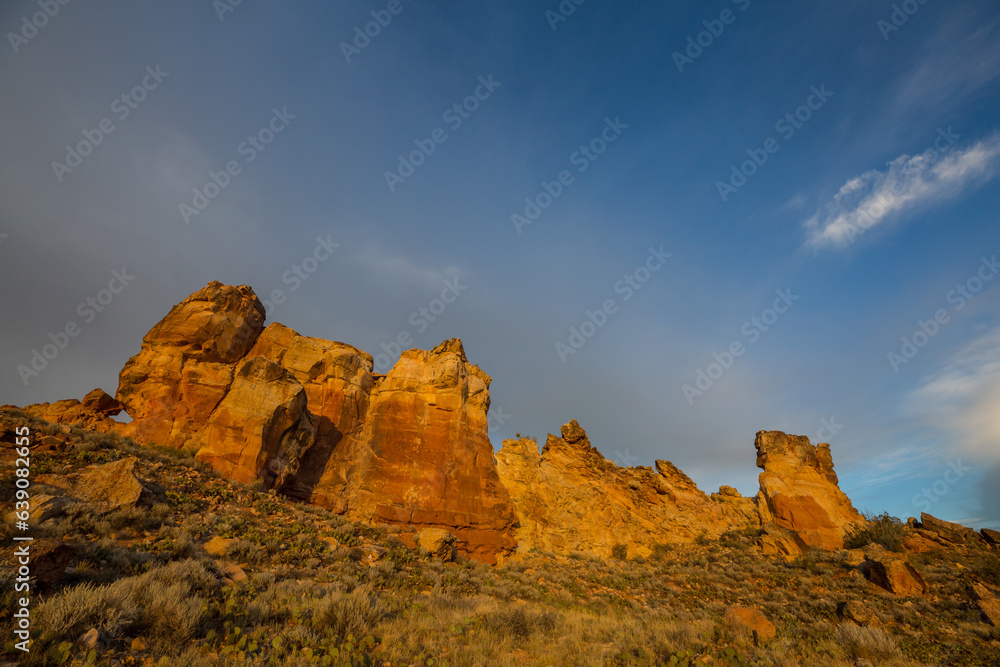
(845, 511, 907, 552)
(2, 409, 999, 666)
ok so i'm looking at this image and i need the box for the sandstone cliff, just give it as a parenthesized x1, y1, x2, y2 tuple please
(754, 430, 863, 550)
(14, 281, 866, 563)
(495, 420, 761, 558)
(111, 282, 516, 563)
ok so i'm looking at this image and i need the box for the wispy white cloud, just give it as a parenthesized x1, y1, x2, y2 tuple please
(909, 326, 1000, 461)
(893, 14, 1000, 115)
(803, 135, 1000, 250)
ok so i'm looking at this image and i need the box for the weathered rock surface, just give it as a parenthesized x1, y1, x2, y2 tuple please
(195, 356, 315, 485)
(859, 546, 927, 596)
(110, 284, 516, 563)
(495, 420, 761, 558)
(116, 281, 267, 450)
(15, 281, 869, 565)
(838, 600, 883, 628)
(349, 339, 517, 564)
(982, 528, 1000, 547)
(920, 513, 982, 547)
(755, 431, 863, 550)
(75, 457, 149, 511)
(756, 522, 809, 560)
(724, 606, 776, 641)
(19, 391, 120, 433)
(969, 583, 1000, 626)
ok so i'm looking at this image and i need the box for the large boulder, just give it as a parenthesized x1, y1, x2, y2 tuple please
(755, 431, 863, 550)
(74, 456, 149, 511)
(858, 546, 927, 596)
(240, 323, 375, 509)
(495, 420, 761, 558)
(194, 356, 315, 486)
(116, 282, 266, 450)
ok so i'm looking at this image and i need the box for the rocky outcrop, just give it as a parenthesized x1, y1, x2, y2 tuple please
(116, 282, 266, 450)
(19, 389, 121, 433)
(970, 583, 1000, 626)
(920, 513, 983, 547)
(15, 281, 868, 565)
(858, 545, 927, 596)
(194, 356, 315, 486)
(109, 283, 516, 563)
(495, 420, 761, 558)
(755, 431, 862, 550)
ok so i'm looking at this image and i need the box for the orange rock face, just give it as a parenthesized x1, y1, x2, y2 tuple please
(17, 281, 868, 565)
(116, 282, 266, 450)
(110, 283, 516, 563)
(754, 431, 862, 550)
(495, 420, 760, 558)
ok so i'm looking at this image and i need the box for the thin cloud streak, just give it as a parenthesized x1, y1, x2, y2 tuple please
(803, 135, 1000, 250)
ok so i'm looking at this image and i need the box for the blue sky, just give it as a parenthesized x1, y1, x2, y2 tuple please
(2, 0, 999, 529)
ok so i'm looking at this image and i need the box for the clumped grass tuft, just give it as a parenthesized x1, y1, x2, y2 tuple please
(837, 623, 903, 662)
(845, 511, 906, 552)
(479, 606, 560, 640)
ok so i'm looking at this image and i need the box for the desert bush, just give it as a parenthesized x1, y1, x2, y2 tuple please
(976, 553, 1000, 586)
(36, 582, 138, 638)
(224, 538, 265, 564)
(309, 585, 391, 640)
(611, 543, 628, 560)
(837, 624, 902, 662)
(479, 606, 560, 640)
(844, 511, 906, 552)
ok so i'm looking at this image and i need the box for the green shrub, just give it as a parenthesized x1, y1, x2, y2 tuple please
(977, 553, 1000, 586)
(611, 543, 628, 560)
(844, 511, 906, 552)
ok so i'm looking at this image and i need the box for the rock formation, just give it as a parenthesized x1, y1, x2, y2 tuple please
(10, 281, 871, 564)
(495, 420, 761, 558)
(754, 431, 863, 550)
(111, 282, 516, 563)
